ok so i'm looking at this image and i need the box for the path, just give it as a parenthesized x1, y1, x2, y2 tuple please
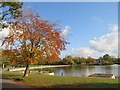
(9, 65, 70, 72)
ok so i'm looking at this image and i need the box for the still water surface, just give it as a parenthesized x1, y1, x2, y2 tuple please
(35, 64, 120, 77)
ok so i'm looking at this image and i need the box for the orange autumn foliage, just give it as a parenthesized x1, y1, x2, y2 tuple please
(2, 10, 69, 65)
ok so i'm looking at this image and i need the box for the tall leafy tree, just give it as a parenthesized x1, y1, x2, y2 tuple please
(2, 10, 69, 77)
(86, 56, 96, 64)
(0, 2, 23, 29)
(103, 54, 111, 62)
(72, 57, 81, 64)
(80, 57, 86, 63)
(62, 56, 74, 65)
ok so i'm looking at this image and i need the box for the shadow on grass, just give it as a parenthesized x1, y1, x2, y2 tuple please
(42, 83, 119, 88)
(1, 81, 120, 90)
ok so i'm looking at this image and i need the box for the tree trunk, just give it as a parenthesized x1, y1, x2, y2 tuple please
(23, 64, 29, 77)
(2, 64, 4, 71)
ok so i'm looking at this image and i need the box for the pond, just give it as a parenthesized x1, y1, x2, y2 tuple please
(33, 64, 120, 77)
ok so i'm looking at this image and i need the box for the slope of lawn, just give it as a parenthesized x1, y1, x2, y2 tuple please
(2, 71, 119, 88)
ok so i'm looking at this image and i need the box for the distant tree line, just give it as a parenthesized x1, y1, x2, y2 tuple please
(56, 56, 96, 65)
(55, 54, 120, 65)
(50, 54, 119, 65)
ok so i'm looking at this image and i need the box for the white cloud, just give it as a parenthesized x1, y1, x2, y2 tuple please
(89, 24, 118, 57)
(0, 28, 10, 47)
(0, 28, 9, 40)
(61, 26, 70, 36)
(70, 24, 118, 58)
(89, 31, 118, 52)
(70, 47, 97, 58)
(109, 24, 118, 32)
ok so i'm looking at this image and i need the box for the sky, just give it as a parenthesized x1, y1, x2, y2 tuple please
(0, 2, 118, 59)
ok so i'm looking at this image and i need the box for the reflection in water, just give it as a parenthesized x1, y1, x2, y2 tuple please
(36, 64, 120, 77)
(104, 66, 112, 74)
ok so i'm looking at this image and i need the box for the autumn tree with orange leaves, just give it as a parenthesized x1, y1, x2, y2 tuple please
(2, 10, 69, 77)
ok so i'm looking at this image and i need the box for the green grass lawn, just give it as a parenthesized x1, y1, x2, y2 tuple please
(2, 71, 23, 79)
(2, 71, 119, 88)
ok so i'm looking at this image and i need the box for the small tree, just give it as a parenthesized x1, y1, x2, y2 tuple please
(2, 10, 69, 77)
(98, 57, 103, 63)
(2, 50, 10, 70)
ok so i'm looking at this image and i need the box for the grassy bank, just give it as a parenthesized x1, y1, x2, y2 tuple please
(2, 71, 119, 88)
